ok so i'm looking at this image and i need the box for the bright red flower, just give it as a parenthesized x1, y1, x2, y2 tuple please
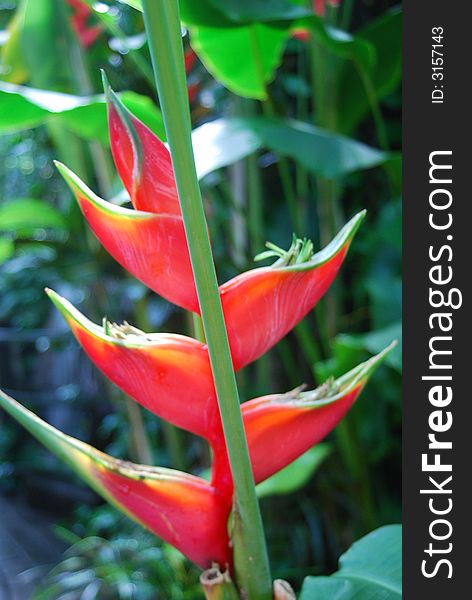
(0, 390, 231, 569)
(57, 85, 364, 363)
(242, 344, 394, 483)
(55, 162, 199, 313)
(46, 289, 220, 444)
(106, 84, 180, 216)
(221, 212, 364, 370)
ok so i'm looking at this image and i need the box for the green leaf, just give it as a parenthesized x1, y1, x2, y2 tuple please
(0, 83, 164, 143)
(190, 24, 289, 99)
(117, 0, 143, 11)
(193, 119, 261, 179)
(339, 324, 402, 373)
(0, 238, 14, 265)
(0, 199, 67, 235)
(337, 8, 402, 133)
(300, 525, 402, 600)
(204, 0, 311, 24)
(21, 0, 71, 90)
(256, 444, 332, 498)
(247, 117, 388, 177)
(118, 0, 310, 26)
(296, 17, 376, 71)
(193, 117, 389, 179)
(1, 2, 29, 84)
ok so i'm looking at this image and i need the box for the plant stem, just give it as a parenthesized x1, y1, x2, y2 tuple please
(248, 27, 301, 233)
(355, 63, 390, 151)
(124, 396, 153, 465)
(201, 567, 240, 600)
(141, 2, 272, 598)
(306, 11, 378, 532)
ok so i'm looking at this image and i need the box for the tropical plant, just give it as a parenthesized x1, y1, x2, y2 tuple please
(0, 0, 401, 598)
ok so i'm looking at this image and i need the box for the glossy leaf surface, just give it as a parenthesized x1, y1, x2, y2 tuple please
(300, 525, 402, 599)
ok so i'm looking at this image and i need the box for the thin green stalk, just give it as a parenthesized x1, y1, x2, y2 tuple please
(192, 313, 206, 343)
(294, 320, 321, 371)
(124, 396, 154, 465)
(60, 0, 115, 196)
(248, 27, 301, 233)
(307, 11, 377, 532)
(241, 99, 271, 394)
(245, 101, 264, 254)
(340, 0, 356, 31)
(335, 418, 377, 531)
(276, 339, 302, 388)
(201, 568, 240, 600)
(355, 63, 390, 151)
(141, 2, 272, 598)
(85, 2, 156, 88)
(295, 45, 309, 233)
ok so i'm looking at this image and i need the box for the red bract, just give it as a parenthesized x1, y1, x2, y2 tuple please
(221, 211, 364, 370)
(57, 84, 361, 358)
(0, 391, 230, 569)
(46, 289, 220, 444)
(55, 162, 199, 313)
(106, 84, 180, 215)
(242, 345, 394, 483)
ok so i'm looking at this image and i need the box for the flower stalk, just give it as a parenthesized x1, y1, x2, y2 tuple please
(140, 1, 272, 598)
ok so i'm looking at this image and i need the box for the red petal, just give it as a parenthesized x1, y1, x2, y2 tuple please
(221, 212, 365, 370)
(0, 390, 230, 569)
(55, 162, 198, 313)
(95, 467, 231, 568)
(242, 344, 394, 483)
(46, 290, 222, 444)
(105, 83, 180, 216)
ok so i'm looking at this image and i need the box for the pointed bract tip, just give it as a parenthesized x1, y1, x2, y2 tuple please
(101, 69, 110, 93)
(343, 340, 398, 388)
(45, 288, 75, 321)
(345, 209, 367, 243)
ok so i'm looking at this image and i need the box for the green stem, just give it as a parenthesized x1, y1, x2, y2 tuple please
(124, 396, 153, 465)
(200, 567, 240, 600)
(245, 101, 264, 254)
(141, 2, 271, 598)
(248, 27, 301, 233)
(355, 63, 390, 151)
(340, 0, 356, 31)
(306, 11, 377, 533)
(335, 418, 377, 531)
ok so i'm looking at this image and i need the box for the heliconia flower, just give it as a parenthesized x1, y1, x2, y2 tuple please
(55, 162, 199, 313)
(66, 0, 102, 48)
(105, 78, 180, 216)
(46, 289, 221, 444)
(59, 83, 363, 365)
(241, 343, 395, 484)
(57, 139, 362, 361)
(221, 211, 365, 370)
(0, 390, 231, 569)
